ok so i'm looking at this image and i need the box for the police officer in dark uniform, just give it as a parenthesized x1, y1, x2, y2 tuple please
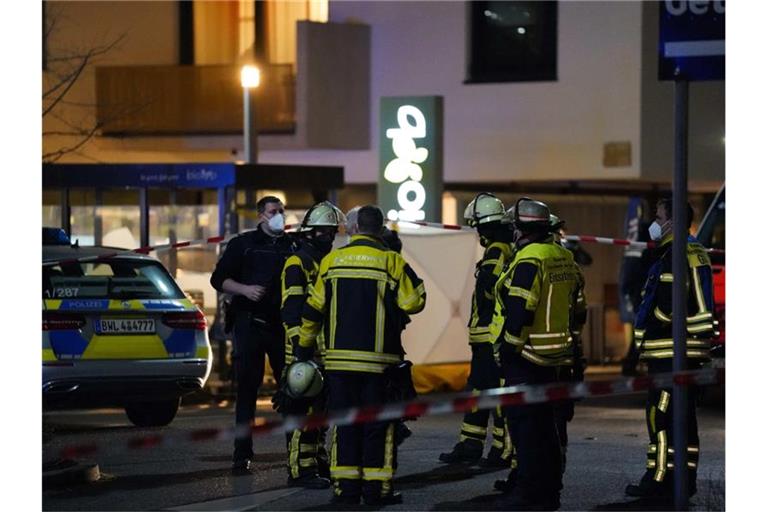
(210, 195, 298, 473)
(625, 199, 715, 500)
(295, 206, 426, 506)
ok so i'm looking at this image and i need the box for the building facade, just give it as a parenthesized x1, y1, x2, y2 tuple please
(42, 0, 725, 362)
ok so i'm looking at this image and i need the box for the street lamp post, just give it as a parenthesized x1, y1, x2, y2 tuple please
(240, 64, 261, 164)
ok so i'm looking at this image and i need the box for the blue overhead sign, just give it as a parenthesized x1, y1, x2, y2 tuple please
(42, 163, 236, 189)
(659, 0, 725, 81)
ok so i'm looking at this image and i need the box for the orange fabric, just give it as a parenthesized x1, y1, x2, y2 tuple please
(412, 363, 470, 394)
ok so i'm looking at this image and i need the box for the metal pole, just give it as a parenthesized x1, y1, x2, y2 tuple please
(61, 188, 71, 236)
(217, 186, 227, 237)
(243, 88, 258, 164)
(139, 187, 149, 249)
(94, 188, 103, 245)
(672, 77, 690, 511)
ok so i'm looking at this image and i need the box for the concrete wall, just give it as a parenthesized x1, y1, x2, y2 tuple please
(639, 1, 725, 186)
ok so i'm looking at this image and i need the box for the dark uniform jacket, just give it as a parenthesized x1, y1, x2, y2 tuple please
(281, 241, 325, 363)
(298, 235, 426, 374)
(469, 241, 514, 344)
(633, 235, 714, 361)
(210, 227, 297, 326)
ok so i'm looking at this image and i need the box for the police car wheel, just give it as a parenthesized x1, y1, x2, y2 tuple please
(125, 398, 180, 427)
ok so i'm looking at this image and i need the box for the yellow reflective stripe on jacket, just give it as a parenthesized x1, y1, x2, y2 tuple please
(642, 338, 710, 349)
(375, 281, 385, 353)
(660, 273, 674, 282)
(469, 326, 493, 344)
(504, 332, 525, 346)
(325, 360, 389, 373)
(508, 286, 537, 302)
(520, 347, 573, 367)
(640, 348, 711, 359)
(327, 268, 392, 283)
(325, 349, 401, 364)
(284, 285, 305, 297)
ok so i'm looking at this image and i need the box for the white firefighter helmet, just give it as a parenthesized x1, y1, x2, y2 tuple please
(285, 360, 324, 398)
(549, 213, 565, 231)
(501, 205, 516, 225)
(299, 201, 346, 232)
(463, 193, 505, 227)
(512, 197, 551, 231)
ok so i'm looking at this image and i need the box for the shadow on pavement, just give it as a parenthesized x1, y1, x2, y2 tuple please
(394, 464, 505, 491)
(432, 492, 500, 511)
(43, 458, 287, 499)
(592, 498, 675, 511)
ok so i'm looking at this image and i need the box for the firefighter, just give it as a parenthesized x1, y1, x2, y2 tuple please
(295, 205, 427, 506)
(439, 193, 514, 467)
(276, 201, 345, 489)
(550, 214, 588, 472)
(625, 198, 715, 500)
(490, 198, 585, 510)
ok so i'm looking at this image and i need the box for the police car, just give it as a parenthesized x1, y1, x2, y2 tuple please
(42, 229, 212, 426)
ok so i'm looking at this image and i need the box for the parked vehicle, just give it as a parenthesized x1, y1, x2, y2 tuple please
(42, 231, 212, 426)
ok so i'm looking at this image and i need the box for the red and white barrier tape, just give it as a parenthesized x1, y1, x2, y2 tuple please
(43, 225, 724, 268)
(56, 367, 723, 459)
(564, 235, 725, 255)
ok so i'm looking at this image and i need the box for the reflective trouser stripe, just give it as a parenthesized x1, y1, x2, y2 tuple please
(461, 422, 488, 436)
(289, 430, 301, 478)
(332, 467, 362, 479)
(659, 390, 670, 413)
(655, 430, 667, 482)
(382, 423, 395, 495)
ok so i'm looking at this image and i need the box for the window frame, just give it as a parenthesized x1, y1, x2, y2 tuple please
(465, 0, 559, 84)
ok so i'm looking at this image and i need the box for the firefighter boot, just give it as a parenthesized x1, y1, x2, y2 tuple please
(439, 440, 483, 464)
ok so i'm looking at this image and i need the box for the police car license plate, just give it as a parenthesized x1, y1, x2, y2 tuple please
(96, 318, 155, 334)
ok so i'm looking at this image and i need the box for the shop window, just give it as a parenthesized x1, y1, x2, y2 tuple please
(43, 190, 62, 228)
(466, 1, 558, 83)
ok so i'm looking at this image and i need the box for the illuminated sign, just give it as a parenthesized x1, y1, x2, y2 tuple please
(378, 96, 443, 223)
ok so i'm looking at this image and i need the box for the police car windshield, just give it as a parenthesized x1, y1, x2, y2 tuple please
(42, 259, 185, 300)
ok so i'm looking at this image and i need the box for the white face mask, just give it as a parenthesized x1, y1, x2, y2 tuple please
(267, 213, 285, 233)
(648, 221, 663, 241)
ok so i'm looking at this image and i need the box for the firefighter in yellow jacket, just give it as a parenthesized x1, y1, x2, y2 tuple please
(439, 193, 514, 466)
(490, 198, 585, 510)
(625, 198, 715, 500)
(295, 205, 427, 506)
(277, 201, 345, 489)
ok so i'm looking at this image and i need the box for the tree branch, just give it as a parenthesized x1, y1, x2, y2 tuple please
(42, 34, 125, 103)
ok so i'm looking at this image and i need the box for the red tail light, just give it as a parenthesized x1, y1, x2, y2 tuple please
(162, 310, 207, 331)
(43, 312, 86, 331)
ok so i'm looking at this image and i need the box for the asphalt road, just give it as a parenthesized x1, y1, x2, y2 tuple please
(43, 392, 724, 511)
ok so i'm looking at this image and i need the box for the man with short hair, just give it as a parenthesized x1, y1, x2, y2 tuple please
(295, 205, 427, 506)
(625, 198, 715, 500)
(211, 195, 298, 473)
